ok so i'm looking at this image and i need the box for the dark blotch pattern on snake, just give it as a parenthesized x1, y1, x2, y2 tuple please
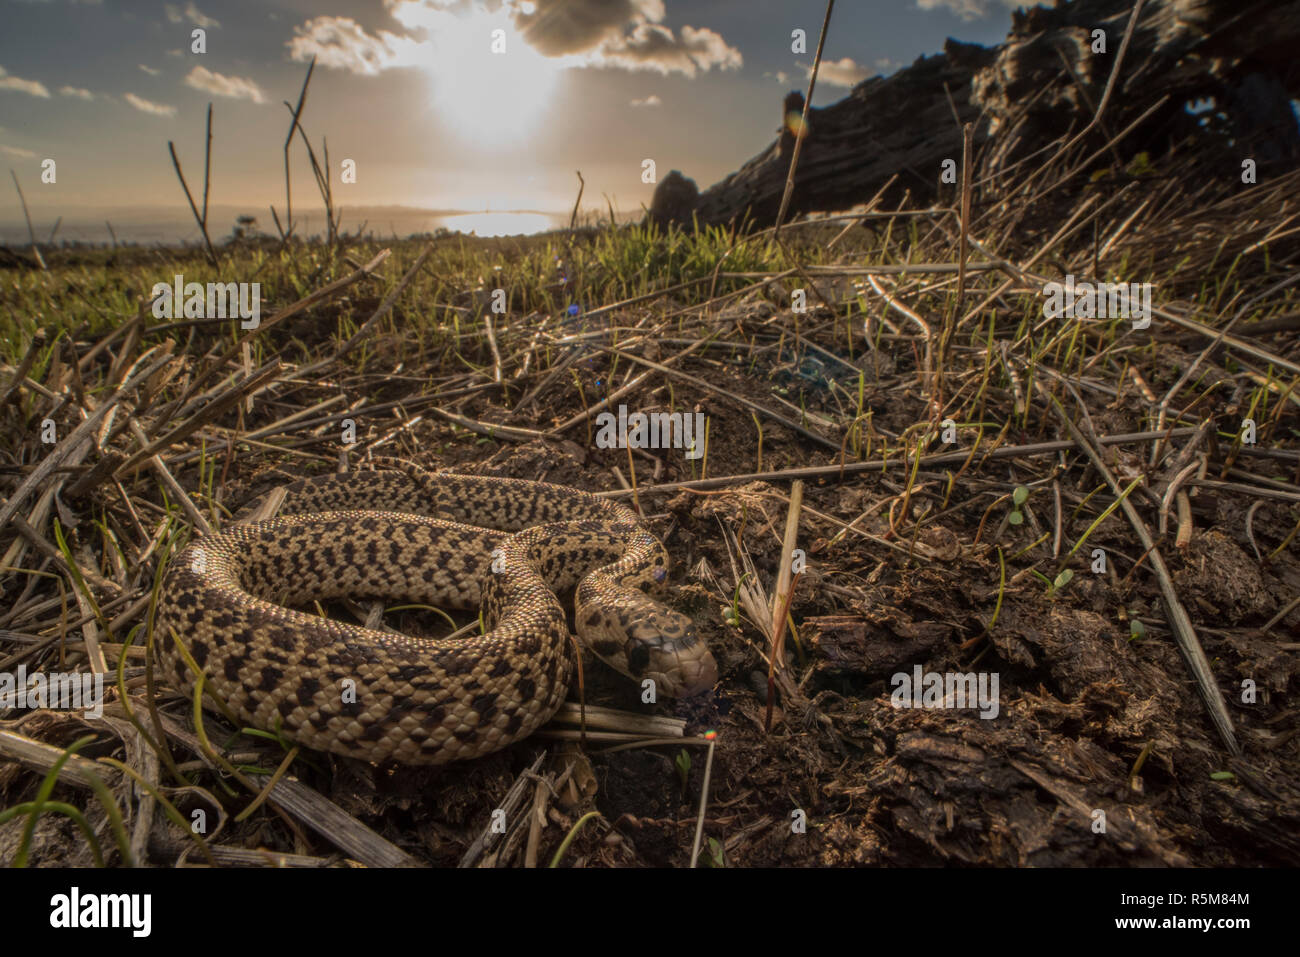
(154, 467, 718, 765)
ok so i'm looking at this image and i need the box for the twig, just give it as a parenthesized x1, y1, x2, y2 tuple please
(688, 735, 718, 868)
(598, 428, 1203, 496)
(459, 752, 546, 867)
(280, 56, 317, 241)
(313, 243, 434, 370)
(429, 407, 544, 443)
(201, 102, 212, 232)
(9, 169, 46, 270)
(268, 777, 420, 867)
(938, 121, 974, 405)
(0, 354, 175, 534)
(483, 312, 504, 385)
(0, 328, 48, 412)
(569, 171, 585, 230)
(1038, 381, 1239, 756)
(114, 360, 282, 478)
(773, 0, 835, 236)
(127, 420, 214, 537)
(167, 111, 219, 268)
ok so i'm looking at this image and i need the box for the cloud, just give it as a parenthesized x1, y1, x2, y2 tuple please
(165, 2, 219, 28)
(124, 92, 176, 116)
(915, 0, 1022, 22)
(0, 145, 38, 159)
(183, 66, 265, 103)
(816, 56, 868, 88)
(139, 64, 161, 76)
(291, 1, 741, 79)
(59, 85, 95, 100)
(594, 22, 742, 77)
(509, 0, 660, 57)
(287, 16, 426, 75)
(630, 94, 661, 107)
(0, 66, 51, 98)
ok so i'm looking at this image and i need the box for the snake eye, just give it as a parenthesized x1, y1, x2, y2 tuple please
(652, 567, 667, 583)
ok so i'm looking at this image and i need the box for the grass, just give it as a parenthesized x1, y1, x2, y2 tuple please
(0, 220, 800, 373)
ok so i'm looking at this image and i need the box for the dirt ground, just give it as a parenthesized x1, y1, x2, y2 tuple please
(369, 331, 1296, 867)
(105, 302, 1293, 868)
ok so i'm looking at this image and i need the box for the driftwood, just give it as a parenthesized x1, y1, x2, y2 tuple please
(648, 0, 1300, 231)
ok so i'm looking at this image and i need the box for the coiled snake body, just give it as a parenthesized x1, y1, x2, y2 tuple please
(156, 467, 717, 765)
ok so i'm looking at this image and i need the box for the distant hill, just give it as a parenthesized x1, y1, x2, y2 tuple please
(0, 204, 578, 245)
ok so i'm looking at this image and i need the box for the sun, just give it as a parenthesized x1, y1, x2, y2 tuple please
(423, 9, 560, 144)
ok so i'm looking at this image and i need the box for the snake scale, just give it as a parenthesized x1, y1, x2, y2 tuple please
(155, 466, 718, 765)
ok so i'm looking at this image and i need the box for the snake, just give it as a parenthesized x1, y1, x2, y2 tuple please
(154, 465, 718, 765)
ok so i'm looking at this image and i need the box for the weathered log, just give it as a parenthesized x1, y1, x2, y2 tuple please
(649, 0, 1300, 231)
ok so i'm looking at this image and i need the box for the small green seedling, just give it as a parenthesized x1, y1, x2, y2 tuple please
(1046, 568, 1073, 597)
(724, 573, 750, 628)
(674, 749, 691, 795)
(1009, 486, 1029, 526)
(705, 837, 726, 868)
(1126, 151, 1156, 177)
(1210, 771, 1236, 783)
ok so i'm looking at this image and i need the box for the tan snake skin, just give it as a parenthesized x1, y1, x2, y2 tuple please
(154, 467, 718, 765)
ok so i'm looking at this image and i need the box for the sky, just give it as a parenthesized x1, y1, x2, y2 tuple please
(0, 0, 1020, 236)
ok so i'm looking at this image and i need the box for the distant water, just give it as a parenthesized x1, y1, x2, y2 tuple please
(438, 211, 559, 237)
(0, 206, 571, 246)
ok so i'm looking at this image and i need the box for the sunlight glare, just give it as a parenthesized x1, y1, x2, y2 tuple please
(426, 10, 559, 143)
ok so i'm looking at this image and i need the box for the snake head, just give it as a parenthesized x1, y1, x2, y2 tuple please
(580, 598, 718, 698)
